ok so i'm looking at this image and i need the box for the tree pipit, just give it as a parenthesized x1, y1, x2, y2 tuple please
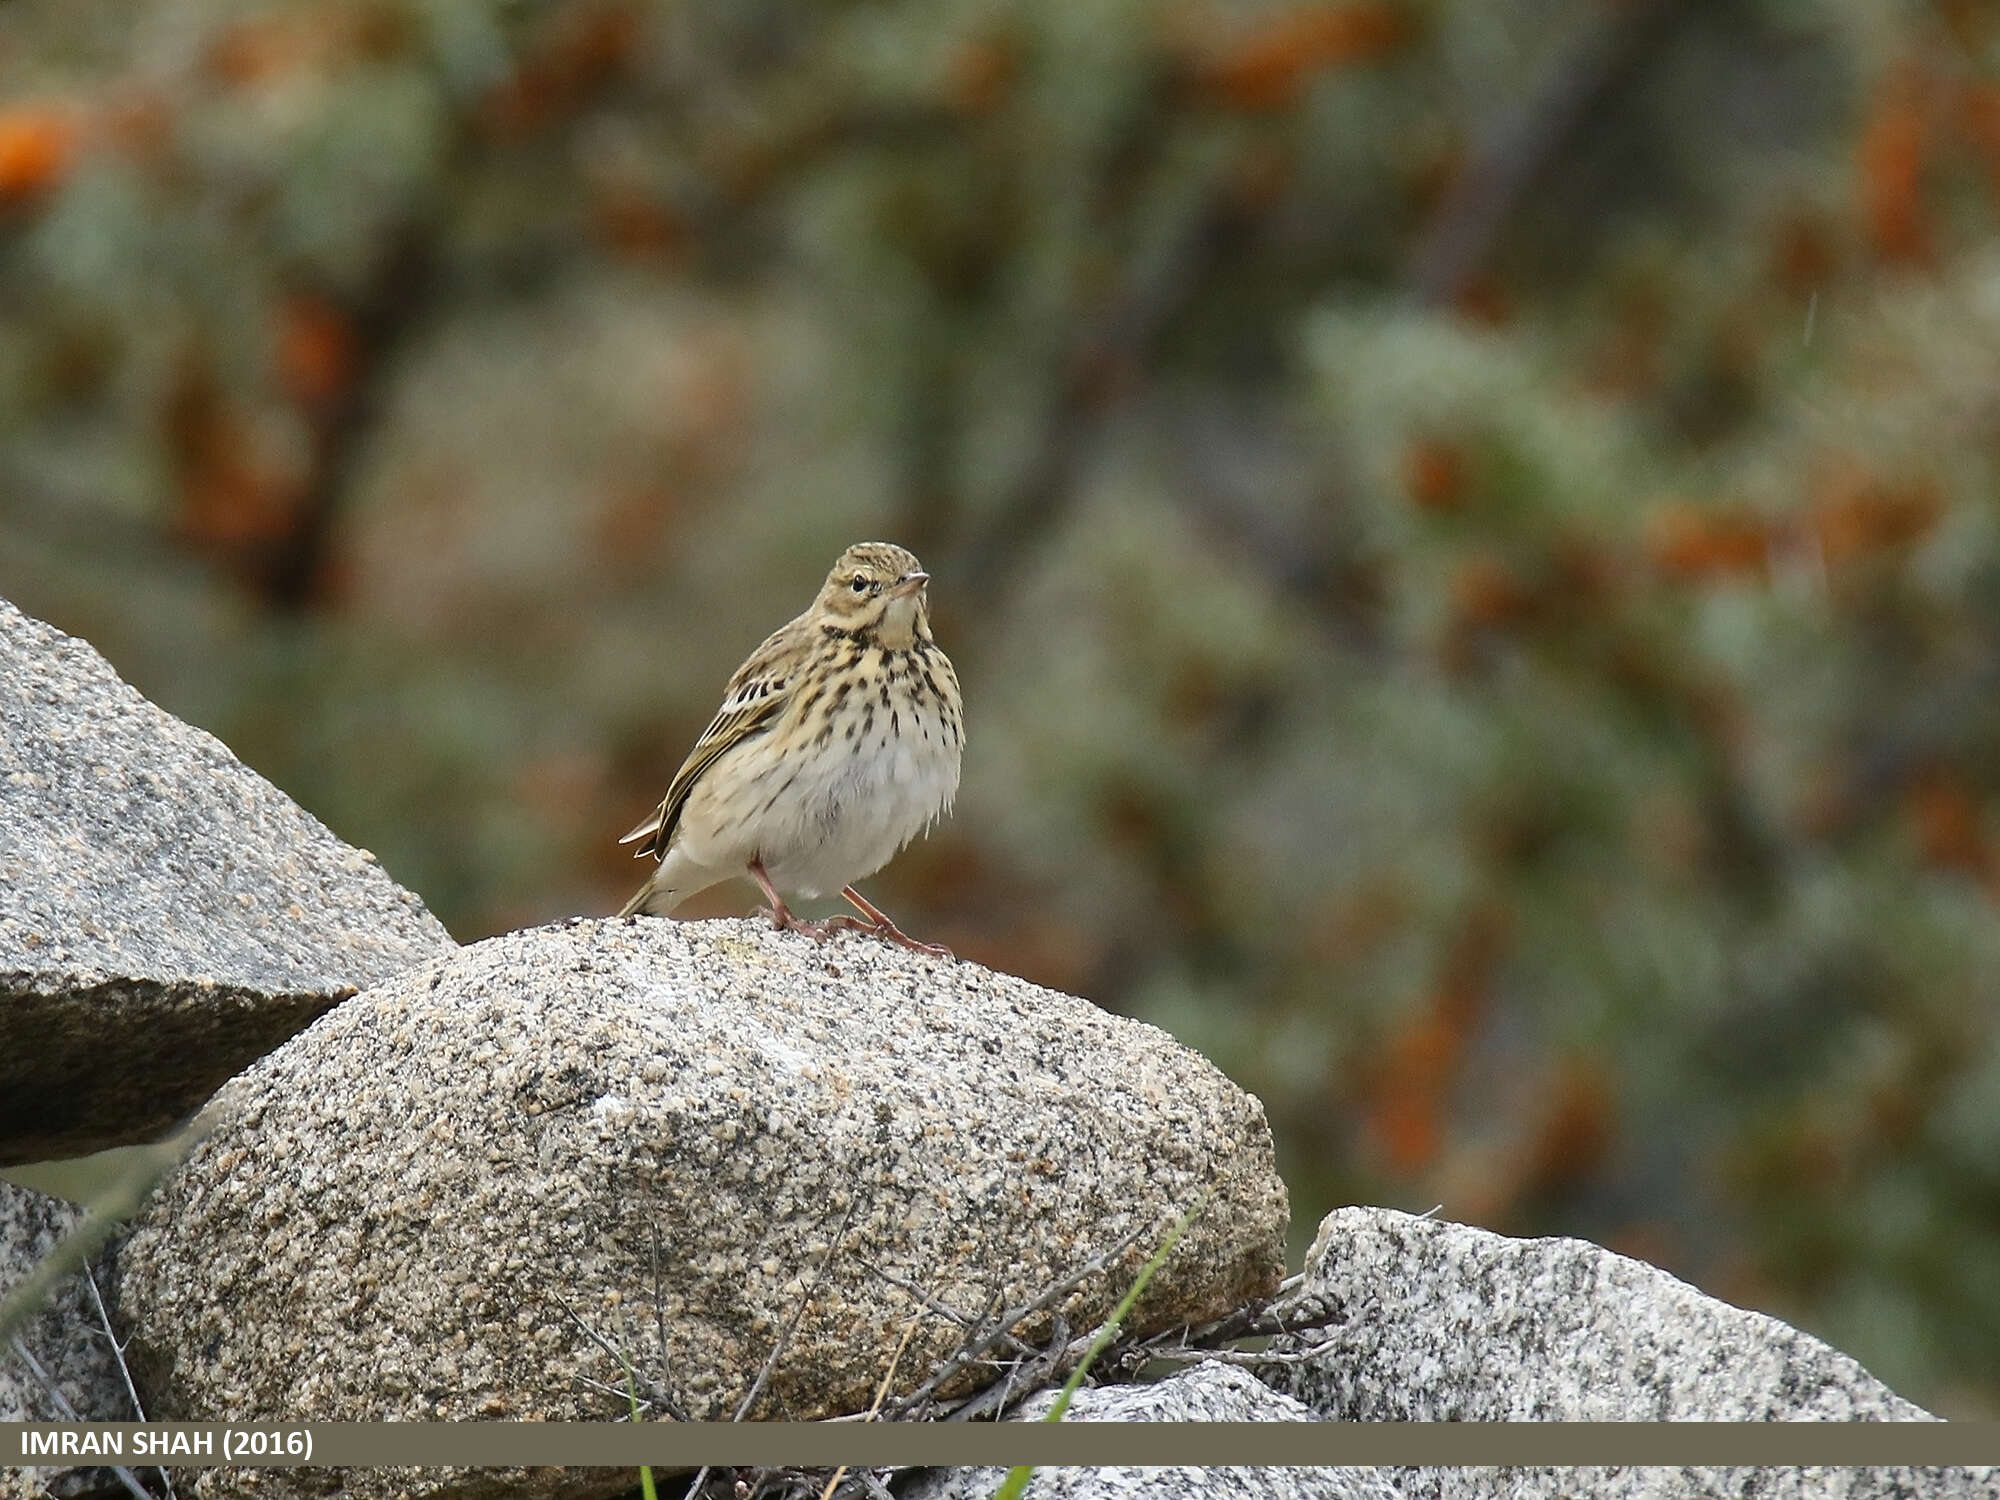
(618, 542, 964, 957)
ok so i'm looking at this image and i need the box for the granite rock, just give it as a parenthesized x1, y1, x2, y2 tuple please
(902, 1362, 1394, 1500)
(110, 916, 1288, 1497)
(0, 1180, 134, 1500)
(1263, 1206, 1991, 1500)
(1385, 1473, 1991, 1500)
(0, 597, 454, 1165)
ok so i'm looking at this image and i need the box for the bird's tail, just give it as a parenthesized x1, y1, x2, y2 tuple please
(618, 876, 665, 919)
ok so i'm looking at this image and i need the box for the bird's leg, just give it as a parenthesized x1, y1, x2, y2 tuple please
(829, 885, 954, 959)
(747, 859, 833, 940)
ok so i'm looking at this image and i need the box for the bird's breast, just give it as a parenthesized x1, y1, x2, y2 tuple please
(753, 669, 960, 897)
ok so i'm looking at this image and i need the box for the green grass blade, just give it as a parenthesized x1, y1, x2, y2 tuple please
(989, 1196, 1206, 1500)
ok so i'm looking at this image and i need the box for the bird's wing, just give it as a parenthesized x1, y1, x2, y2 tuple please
(619, 619, 807, 860)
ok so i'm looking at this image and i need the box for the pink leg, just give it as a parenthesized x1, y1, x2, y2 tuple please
(747, 859, 833, 940)
(829, 886, 954, 959)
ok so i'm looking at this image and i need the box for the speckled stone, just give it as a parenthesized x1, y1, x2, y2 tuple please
(1263, 1207, 1991, 1500)
(0, 1181, 132, 1500)
(1382, 1474, 1989, 1500)
(110, 916, 1287, 1493)
(0, 596, 454, 1165)
(903, 1363, 1394, 1500)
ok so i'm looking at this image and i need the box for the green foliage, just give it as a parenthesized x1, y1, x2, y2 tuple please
(3, 0, 1998, 1415)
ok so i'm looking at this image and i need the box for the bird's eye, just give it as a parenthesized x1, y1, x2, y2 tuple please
(849, 576, 870, 594)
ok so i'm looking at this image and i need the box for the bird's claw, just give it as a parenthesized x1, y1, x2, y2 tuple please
(757, 904, 835, 943)
(823, 913, 954, 960)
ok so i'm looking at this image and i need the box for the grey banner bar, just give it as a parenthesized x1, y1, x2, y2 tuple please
(7, 1423, 2000, 1469)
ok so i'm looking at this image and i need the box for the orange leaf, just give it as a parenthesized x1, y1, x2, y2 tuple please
(481, 4, 641, 137)
(594, 186, 687, 261)
(1769, 207, 1838, 301)
(1402, 437, 1467, 512)
(0, 108, 76, 203)
(1807, 469, 1938, 566)
(1451, 271, 1513, 328)
(206, 18, 314, 87)
(1449, 551, 1533, 627)
(1516, 1056, 1612, 1199)
(165, 359, 298, 553)
(1188, 2, 1408, 112)
(1367, 1017, 1452, 1172)
(101, 88, 174, 164)
(947, 33, 1020, 116)
(277, 295, 356, 410)
(1644, 503, 1770, 581)
(1908, 764, 1989, 876)
(1583, 287, 1667, 400)
(1363, 905, 1507, 1174)
(1857, 59, 1933, 265)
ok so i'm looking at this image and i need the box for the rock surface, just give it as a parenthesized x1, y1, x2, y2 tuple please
(0, 1180, 134, 1500)
(1386, 1472, 1992, 1500)
(1262, 1207, 1992, 1500)
(0, 596, 455, 1165)
(111, 916, 1287, 1483)
(902, 1363, 1395, 1500)
(1268, 1206, 1934, 1422)
(1, 1181, 127, 1422)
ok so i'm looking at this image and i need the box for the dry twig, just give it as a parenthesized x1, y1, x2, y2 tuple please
(882, 1216, 1157, 1420)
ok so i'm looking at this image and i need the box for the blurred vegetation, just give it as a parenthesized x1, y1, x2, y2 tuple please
(4, 0, 1999, 1415)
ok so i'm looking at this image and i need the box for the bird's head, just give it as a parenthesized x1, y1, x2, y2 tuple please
(813, 542, 933, 648)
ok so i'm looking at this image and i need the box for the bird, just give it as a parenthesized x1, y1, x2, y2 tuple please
(617, 541, 963, 958)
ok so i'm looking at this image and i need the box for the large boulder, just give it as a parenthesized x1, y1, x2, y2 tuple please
(1262, 1207, 1988, 1500)
(111, 916, 1287, 1495)
(0, 597, 454, 1165)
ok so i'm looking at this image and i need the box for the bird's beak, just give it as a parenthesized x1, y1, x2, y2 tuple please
(890, 570, 930, 598)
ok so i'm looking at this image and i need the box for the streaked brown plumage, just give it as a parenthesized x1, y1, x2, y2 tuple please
(618, 542, 963, 956)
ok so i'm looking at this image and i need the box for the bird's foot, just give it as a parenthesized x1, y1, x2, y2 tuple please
(833, 886, 954, 959)
(755, 902, 837, 942)
(828, 915, 955, 959)
(748, 859, 835, 941)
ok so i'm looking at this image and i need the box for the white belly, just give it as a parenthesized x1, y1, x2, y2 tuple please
(754, 720, 959, 897)
(669, 695, 960, 901)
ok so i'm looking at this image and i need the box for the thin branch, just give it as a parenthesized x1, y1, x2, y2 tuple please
(818, 1320, 921, 1500)
(1124, 1342, 1332, 1368)
(854, 1257, 980, 1329)
(1167, 1270, 1317, 1345)
(548, 1288, 685, 1422)
(1093, 1271, 1345, 1384)
(0, 1116, 213, 1348)
(263, 223, 440, 610)
(1406, 0, 1688, 306)
(574, 1370, 659, 1412)
(883, 1216, 1157, 1420)
(855, 1256, 1043, 1365)
(944, 1313, 1068, 1423)
(9, 1335, 156, 1500)
(950, 132, 1252, 616)
(85, 1264, 178, 1500)
(733, 1195, 862, 1422)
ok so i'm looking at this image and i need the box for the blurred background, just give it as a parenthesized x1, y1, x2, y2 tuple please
(3, 0, 1998, 1415)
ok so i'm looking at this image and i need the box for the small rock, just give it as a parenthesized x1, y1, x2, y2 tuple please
(903, 1362, 1393, 1500)
(0, 1180, 133, 1500)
